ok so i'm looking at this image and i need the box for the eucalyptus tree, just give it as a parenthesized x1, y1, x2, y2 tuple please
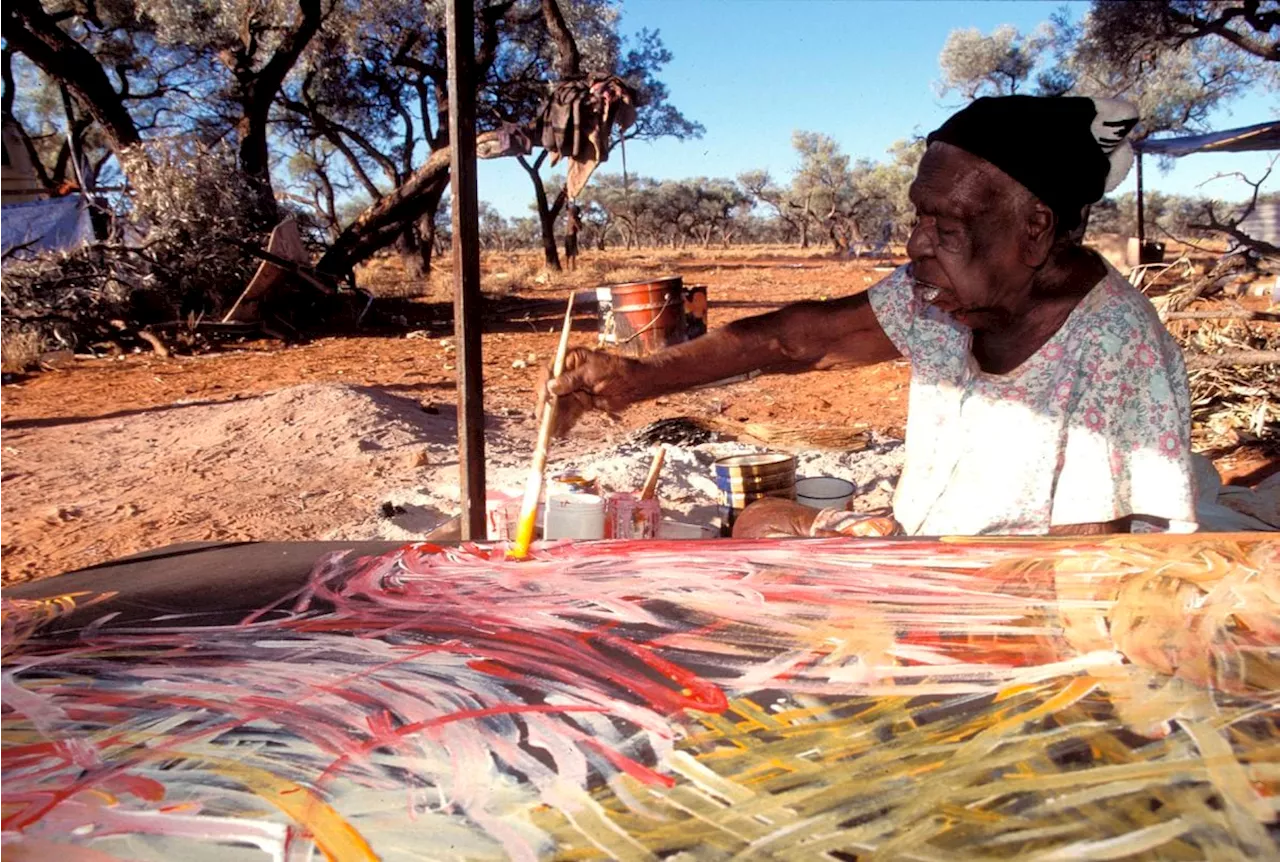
(936, 7, 1272, 141)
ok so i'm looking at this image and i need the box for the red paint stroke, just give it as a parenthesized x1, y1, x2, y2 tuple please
(103, 773, 166, 803)
(585, 630, 728, 714)
(467, 658, 527, 682)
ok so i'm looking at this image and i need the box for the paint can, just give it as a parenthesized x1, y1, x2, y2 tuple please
(487, 492, 541, 541)
(714, 452, 797, 495)
(547, 471, 599, 498)
(795, 476, 857, 510)
(604, 492, 661, 539)
(713, 452, 797, 536)
(609, 276, 688, 357)
(683, 284, 709, 339)
(543, 493, 606, 540)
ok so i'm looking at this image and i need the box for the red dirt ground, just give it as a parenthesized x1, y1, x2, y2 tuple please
(1, 252, 914, 583)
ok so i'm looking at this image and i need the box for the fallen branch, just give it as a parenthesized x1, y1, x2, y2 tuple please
(1184, 350, 1280, 370)
(1164, 310, 1280, 323)
(2, 237, 41, 261)
(136, 329, 169, 358)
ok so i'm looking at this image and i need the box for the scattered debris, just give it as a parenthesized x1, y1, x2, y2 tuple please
(1154, 262, 1279, 453)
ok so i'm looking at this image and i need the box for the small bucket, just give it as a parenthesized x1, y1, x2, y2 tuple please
(713, 453, 797, 536)
(544, 493, 605, 540)
(609, 276, 687, 357)
(604, 492, 661, 539)
(795, 477, 856, 510)
(683, 284, 709, 339)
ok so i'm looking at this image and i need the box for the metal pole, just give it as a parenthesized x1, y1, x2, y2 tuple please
(59, 85, 89, 195)
(447, 0, 487, 540)
(1135, 150, 1145, 246)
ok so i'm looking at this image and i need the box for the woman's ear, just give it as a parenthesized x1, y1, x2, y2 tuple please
(1021, 201, 1057, 268)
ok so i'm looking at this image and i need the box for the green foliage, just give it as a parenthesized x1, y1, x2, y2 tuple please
(1086, 190, 1228, 241)
(937, 24, 1052, 98)
(936, 6, 1272, 140)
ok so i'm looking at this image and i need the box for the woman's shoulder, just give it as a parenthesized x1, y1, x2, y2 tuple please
(1075, 264, 1173, 335)
(1070, 264, 1186, 375)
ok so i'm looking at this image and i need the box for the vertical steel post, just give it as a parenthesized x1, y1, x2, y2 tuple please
(1135, 150, 1145, 246)
(447, 0, 486, 540)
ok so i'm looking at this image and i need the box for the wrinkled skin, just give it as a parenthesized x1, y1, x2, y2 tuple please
(906, 142, 1105, 374)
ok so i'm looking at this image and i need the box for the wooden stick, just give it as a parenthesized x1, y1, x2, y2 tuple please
(1185, 349, 1280, 370)
(640, 445, 665, 501)
(509, 291, 576, 559)
(1164, 310, 1280, 323)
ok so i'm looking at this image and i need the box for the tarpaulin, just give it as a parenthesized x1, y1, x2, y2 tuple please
(1, 195, 93, 258)
(1134, 121, 1280, 157)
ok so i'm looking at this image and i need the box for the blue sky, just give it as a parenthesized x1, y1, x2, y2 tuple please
(476, 0, 1278, 218)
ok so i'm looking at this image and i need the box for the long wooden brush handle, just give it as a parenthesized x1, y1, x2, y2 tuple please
(640, 445, 665, 501)
(509, 291, 576, 558)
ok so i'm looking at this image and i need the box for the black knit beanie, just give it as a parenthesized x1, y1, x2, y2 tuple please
(927, 95, 1139, 231)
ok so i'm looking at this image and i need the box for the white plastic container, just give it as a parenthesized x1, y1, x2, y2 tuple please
(543, 493, 606, 540)
(795, 477, 856, 510)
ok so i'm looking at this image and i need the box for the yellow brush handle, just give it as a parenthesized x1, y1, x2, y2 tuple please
(509, 291, 576, 559)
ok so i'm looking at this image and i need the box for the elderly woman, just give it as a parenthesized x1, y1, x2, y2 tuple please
(544, 96, 1196, 538)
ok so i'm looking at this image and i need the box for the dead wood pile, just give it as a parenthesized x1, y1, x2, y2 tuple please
(1, 143, 274, 368)
(1151, 256, 1279, 453)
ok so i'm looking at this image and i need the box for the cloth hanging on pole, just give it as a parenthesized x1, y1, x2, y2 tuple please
(536, 74, 637, 199)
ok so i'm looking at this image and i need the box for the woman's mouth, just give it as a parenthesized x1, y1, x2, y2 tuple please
(911, 277, 952, 307)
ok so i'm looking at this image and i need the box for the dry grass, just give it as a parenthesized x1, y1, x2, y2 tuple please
(1, 326, 44, 373)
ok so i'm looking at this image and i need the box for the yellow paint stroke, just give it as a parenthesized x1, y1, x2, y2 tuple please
(211, 761, 378, 862)
(954, 676, 1099, 761)
(2, 591, 117, 656)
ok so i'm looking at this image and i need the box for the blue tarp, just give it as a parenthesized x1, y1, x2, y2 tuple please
(2, 195, 94, 258)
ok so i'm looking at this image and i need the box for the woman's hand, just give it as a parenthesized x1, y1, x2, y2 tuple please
(538, 348, 647, 437)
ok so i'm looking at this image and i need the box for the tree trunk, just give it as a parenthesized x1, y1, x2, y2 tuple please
(232, 0, 323, 221)
(418, 218, 436, 274)
(318, 146, 451, 277)
(396, 224, 426, 278)
(518, 152, 566, 271)
(317, 133, 497, 278)
(415, 187, 445, 276)
(540, 0, 582, 78)
(5, 0, 141, 157)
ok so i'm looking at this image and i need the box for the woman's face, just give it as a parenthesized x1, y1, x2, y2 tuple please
(906, 143, 1034, 331)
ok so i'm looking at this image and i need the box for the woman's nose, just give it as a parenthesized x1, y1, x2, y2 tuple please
(906, 222, 932, 262)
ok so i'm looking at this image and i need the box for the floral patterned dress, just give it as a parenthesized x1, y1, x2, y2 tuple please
(867, 264, 1196, 536)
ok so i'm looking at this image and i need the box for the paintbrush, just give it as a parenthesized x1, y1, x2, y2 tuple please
(640, 444, 665, 501)
(508, 291, 577, 559)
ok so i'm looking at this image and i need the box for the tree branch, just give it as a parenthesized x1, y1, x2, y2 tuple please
(540, 0, 581, 79)
(4, 0, 141, 154)
(1165, 309, 1280, 323)
(1185, 350, 1280, 370)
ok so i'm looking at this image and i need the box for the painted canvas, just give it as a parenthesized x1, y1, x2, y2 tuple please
(3, 534, 1277, 860)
